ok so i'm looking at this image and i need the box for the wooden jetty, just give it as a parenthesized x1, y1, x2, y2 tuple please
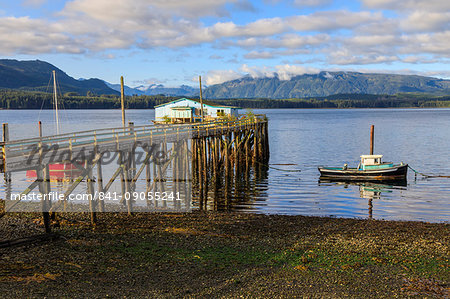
(0, 116, 269, 233)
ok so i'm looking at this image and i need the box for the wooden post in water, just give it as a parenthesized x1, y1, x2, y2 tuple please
(2, 123, 9, 143)
(121, 76, 126, 127)
(203, 137, 208, 203)
(370, 125, 374, 155)
(38, 121, 42, 138)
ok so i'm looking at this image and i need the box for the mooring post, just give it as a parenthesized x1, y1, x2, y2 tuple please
(38, 121, 42, 138)
(2, 123, 9, 143)
(370, 125, 374, 155)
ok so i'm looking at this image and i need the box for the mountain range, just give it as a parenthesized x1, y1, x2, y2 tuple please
(1, 59, 450, 99)
(105, 82, 198, 96)
(0, 59, 118, 96)
(203, 71, 450, 99)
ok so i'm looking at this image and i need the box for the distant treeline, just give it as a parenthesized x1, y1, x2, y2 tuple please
(0, 90, 177, 109)
(1, 89, 450, 109)
(213, 93, 450, 109)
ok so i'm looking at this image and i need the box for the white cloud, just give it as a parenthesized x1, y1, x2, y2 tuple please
(401, 56, 439, 64)
(293, 0, 333, 7)
(236, 33, 329, 49)
(203, 69, 242, 85)
(361, 0, 450, 12)
(241, 18, 286, 36)
(0, 0, 448, 77)
(287, 10, 383, 31)
(240, 64, 276, 78)
(244, 51, 275, 59)
(62, 0, 238, 20)
(330, 52, 399, 65)
(240, 64, 320, 80)
(274, 64, 320, 79)
(0, 17, 83, 54)
(400, 11, 450, 32)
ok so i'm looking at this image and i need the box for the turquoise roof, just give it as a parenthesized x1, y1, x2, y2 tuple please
(154, 98, 238, 109)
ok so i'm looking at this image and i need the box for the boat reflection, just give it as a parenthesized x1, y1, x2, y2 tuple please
(318, 179, 407, 219)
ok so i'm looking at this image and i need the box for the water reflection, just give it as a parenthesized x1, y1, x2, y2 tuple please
(2, 109, 450, 222)
(319, 179, 408, 219)
(194, 163, 269, 211)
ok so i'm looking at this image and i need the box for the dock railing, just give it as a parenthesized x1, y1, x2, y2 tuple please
(0, 115, 267, 173)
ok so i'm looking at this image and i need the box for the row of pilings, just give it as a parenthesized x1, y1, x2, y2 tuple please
(0, 117, 269, 234)
(191, 118, 269, 209)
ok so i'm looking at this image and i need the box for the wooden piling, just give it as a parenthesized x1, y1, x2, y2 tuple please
(3, 113, 269, 222)
(36, 143, 51, 234)
(86, 165, 97, 225)
(370, 125, 374, 155)
(38, 121, 42, 138)
(2, 123, 8, 143)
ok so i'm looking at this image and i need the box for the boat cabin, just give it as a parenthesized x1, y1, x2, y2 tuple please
(360, 155, 383, 166)
(360, 155, 393, 170)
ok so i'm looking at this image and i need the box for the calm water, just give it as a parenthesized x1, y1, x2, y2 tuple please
(1, 108, 449, 222)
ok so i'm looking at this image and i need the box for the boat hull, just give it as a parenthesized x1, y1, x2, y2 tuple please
(26, 162, 82, 180)
(318, 164, 408, 181)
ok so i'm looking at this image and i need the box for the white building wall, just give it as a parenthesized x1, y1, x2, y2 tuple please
(155, 99, 239, 121)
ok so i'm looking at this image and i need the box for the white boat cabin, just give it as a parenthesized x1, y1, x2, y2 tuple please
(360, 155, 383, 170)
(154, 98, 239, 123)
(360, 155, 383, 166)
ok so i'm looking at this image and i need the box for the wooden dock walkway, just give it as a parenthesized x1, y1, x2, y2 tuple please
(0, 116, 269, 233)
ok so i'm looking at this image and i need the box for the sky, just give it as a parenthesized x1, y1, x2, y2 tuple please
(0, 0, 449, 87)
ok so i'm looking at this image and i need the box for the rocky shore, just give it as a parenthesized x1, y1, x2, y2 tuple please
(0, 212, 448, 298)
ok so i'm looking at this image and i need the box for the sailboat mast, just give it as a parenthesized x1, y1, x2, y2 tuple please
(53, 70, 60, 135)
(199, 75, 204, 122)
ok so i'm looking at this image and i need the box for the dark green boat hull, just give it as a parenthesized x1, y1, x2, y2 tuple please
(318, 164, 408, 181)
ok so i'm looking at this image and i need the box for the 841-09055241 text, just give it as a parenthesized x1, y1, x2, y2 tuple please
(10, 191, 183, 202)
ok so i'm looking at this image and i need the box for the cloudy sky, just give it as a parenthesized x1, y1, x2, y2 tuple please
(1, 0, 449, 87)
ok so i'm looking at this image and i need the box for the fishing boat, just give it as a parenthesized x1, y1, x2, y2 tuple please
(318, 154, 408, 181)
